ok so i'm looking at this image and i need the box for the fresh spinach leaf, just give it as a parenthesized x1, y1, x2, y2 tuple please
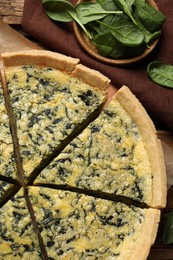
(98, 0, 120, 11)
(98, 14, 117, 33)
(163, 209, 173, 245)
(98, 14, 144, 47)
(133, 8, 161, 45)
(147, 61, 173, 88)
(75, 2, 122, 25)
(92, 32, 126, 58)
(42, 0, 91, 38)
(135, 0, 166, 32)
(116, 0, 137, 25)
(42, 0, 75, 22)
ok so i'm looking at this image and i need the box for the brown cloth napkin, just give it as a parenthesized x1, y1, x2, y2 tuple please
(22, 0, 173, 130)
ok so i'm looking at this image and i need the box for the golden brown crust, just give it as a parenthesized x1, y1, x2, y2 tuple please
(1, 50, 110, 94)
(115, 85, 167, 208)
(1, 50, 80, 72)
(129, 208, 160, 260)
(72, 63, 110, 91)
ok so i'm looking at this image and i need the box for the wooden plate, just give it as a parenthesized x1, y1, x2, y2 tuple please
(73, 0, 160, 66)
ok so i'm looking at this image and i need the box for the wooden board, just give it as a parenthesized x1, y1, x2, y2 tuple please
(0, 0, 24, 24)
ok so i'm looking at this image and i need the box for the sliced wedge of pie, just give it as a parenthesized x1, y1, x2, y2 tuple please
(34, 86, 166, 208)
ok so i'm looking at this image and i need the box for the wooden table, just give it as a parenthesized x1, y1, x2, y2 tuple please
(1, 1, 173, 259)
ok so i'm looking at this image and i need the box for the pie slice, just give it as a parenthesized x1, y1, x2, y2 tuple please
(1, 50, 109, 182)
(28, 186, 160, 260)
(34, 86, 166, 208)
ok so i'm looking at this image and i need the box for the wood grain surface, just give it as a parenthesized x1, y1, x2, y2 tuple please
(0, 0, 173, 259)
(0, 0, 24, 24)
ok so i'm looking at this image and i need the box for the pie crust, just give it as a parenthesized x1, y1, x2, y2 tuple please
(115, 86, 167, 208)
(1, 50, 110, 91)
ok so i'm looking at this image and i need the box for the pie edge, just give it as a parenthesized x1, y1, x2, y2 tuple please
(128, 208, 160, 260)
(1, 50, 110, 94)
(115, 85, 167, 209)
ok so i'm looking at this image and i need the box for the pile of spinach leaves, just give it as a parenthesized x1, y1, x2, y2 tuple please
(42, 0, 166, 59)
